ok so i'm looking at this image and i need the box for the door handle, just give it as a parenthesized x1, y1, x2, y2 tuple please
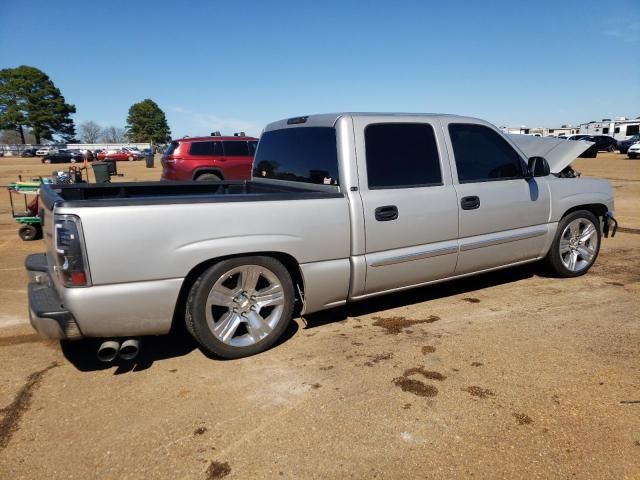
(461, 196, 480, 210)
(375, 205, 399, 221)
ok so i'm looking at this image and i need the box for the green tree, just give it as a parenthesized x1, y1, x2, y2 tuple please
(0, 65, 76, 144)
(126, 99, 171, 143)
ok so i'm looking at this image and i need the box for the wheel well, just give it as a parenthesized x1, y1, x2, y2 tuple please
(170, 252, 305, 331)
(562, 203, 608, 223)
(192, 168, 224, 180)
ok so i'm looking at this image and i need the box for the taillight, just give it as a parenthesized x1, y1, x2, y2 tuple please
(54, 214, 91, 287)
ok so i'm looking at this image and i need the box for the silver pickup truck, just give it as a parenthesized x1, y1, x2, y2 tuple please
(26, 113, 617, 360)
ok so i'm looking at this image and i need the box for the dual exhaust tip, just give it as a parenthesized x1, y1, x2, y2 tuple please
(97, 339, 140, 362)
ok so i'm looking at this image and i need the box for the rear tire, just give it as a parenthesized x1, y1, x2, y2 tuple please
(195, 173, 221, 182)
(185, 256, 294, 359)
(545, 210, 601, 277)
(18, 224, 38, 241)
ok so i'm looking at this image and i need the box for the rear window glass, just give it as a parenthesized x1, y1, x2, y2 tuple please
(189, 141, 221, 156)
(254, 127, 339, 185)
(248, 141, 258, 155)
(165, 142, 179, 156)
(222, 141, 250, 156)
(365, 123, 442, 188)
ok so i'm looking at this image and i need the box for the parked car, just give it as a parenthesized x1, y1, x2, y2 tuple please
(567, 136, 598, 158)
(21, 148, 38, 157)
(617, 134, 640, 154)
(102, 148, 145, 161)
(161, 135, 258, 181)
(26, 113, 617, 361)
(36, 147, 55, 156)
(628, 142, 640, 159)
(41, 150, 81, 164)
(568, 135, 617, 152)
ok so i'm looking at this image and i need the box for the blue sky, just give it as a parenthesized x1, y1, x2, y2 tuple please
(1, 0, 639, 138)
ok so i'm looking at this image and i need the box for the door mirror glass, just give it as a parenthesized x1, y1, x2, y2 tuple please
(527, 156, 550, 178)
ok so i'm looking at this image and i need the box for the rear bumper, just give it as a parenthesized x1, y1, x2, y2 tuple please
(25, 253, 83, 340)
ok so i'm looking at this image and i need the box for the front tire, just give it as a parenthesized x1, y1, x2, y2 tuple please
(546, 210, 601, 277)
(185, 256, 295, 359)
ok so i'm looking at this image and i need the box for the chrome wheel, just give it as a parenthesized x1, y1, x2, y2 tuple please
(205, 265, 285, 347)
(559, 218, 599, 272)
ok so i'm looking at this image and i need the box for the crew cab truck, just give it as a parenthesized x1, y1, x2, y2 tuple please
(26, 113, 617, 360)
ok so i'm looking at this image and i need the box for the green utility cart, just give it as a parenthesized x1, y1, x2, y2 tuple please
(7, 180, 45, 241)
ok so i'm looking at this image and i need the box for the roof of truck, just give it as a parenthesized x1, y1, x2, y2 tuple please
(263, 113, 488, 132)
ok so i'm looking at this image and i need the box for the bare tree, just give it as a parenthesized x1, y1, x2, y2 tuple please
(0, 128, 37, 144)
(78, 121, 102, 143)
(100, 126, 128, 143)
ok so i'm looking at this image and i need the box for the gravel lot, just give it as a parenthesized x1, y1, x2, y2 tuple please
(0, 154, 638, 479)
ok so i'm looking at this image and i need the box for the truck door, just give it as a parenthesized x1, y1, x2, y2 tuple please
(441, 120, 552, 275)
(353, 116, 459, 294)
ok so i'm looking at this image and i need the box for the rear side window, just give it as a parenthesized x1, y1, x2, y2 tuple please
(189, 141, 222, 156)
(222, 141, 250, 156)
(449, 124, 524, 183)
(164, 142, 179, 156)
(254, 127, 339, 185)
(365, 123, 442, 188)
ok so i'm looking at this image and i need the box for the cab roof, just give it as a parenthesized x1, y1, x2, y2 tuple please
(263, 112, 489, 132)
(173, 135, 258, 143)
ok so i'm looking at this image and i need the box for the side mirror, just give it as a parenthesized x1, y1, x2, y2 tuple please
(526, 156, 550, 178)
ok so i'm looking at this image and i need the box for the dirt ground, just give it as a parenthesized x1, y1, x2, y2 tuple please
(0, 154, 638, 479)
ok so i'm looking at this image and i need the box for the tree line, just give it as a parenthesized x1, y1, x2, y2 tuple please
(0, 65, 172, 145)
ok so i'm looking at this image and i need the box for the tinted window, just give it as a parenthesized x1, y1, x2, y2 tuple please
(248, 141, 258, 155)
(189, 141, 221, 156)
(164, 141, 179, 156)
(449, 124, 524, 183)
(365, 123, 442, 188)
(626, 125, 639, 135)
(222, 141, 250, 156)
(254, 127, 339, 185)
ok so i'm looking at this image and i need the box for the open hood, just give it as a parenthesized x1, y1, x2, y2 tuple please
(507, 135, 593, 173)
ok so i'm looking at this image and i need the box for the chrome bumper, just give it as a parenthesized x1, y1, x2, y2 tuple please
(26, 253, 83, 340)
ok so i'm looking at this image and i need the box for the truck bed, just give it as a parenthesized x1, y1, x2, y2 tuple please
(40, 180, 343, 209)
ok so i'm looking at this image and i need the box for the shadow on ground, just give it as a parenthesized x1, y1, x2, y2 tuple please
(60, 263, 542, 373)
(60, 316, 300, 374)
(303, 263, 541, 329)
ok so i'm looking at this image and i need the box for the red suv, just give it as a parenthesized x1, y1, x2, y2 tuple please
(161, 134, 258, 181)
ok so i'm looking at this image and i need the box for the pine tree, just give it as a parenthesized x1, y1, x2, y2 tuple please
(0, 66, 76, 144)
(126, 99, 171, 144)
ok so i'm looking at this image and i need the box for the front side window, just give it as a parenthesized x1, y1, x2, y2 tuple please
(189, 141, 221, 156)
(222, 141, 250, 156)
(254, 127, 339, 185)
(365, 123, 442, 188)
(449, 124, 524, 183)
